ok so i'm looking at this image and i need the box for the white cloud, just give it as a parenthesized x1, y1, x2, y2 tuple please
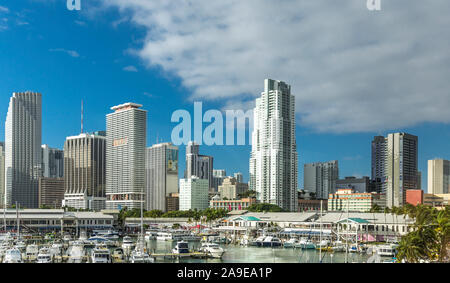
(0, 6, 9, 13)
(97, 0, 450, 133)
(49, 48, 80, 58)
(123, 65, 138, 72)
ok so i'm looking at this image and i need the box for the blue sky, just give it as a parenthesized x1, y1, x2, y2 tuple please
(1, 1, 450, 192)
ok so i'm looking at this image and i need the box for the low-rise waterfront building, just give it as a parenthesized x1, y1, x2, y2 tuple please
(0, 209, 114, 232)
(297, 199, 327, 212)
(328, 188, 385, 212)
(210, 197, 256, 211)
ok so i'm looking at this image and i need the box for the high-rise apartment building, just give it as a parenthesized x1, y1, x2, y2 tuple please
(63, 132, 106, 210)
(212, 169, 226, 192)
(304, 161, 339, 200)
(428, 159, 450, 194)
(106, 103, 147, 210)
(218, 177, 249, 200)
(372, 133, 418, 207)
(0, 142, 4, 208)
(145, 142, 179, 211)
(179, 176, 209, 211)
(249, 79, 298, 211)
(41, 145, 64, 178)
(185, 141, 213, 190)
(234, 172, 244, 184)
(5, 92, 42, 208)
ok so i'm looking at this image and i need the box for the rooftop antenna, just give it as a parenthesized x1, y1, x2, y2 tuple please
(81, 100, 84, 134)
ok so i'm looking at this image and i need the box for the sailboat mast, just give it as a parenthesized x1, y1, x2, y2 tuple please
(319, 199, 322, 262)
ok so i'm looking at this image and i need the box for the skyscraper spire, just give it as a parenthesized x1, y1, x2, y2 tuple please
(81, 99, 84, 134)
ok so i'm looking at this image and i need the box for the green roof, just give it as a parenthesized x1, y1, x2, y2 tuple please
(235, 216, 261, 221)
(337, 218, 369, 224)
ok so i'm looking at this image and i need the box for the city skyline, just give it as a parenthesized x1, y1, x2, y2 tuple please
(1, 1, 450, 193)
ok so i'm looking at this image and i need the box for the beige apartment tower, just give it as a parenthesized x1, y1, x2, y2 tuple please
(428, 159, 450, 194)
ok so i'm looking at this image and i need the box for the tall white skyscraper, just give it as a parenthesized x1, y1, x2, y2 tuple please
(145, 142, 179, 211)
(249, 79, 298, 211)
(106, 103, 147, 210)
(428, 159, 450, 194)
(304, 161, 339, 199)
(5, 92, 42, 208)
(0, 142, 4, 208)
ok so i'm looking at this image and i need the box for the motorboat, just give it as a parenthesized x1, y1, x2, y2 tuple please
(67, 241, 87, 263)
(199, 242, 225, 259)
(262, 236, 282, 247)
(25, 244, 39, 261)
(182, 233, 202, 241)
(144, 231, 158, 241)
(14, 240, 27, 253)
(91, 244, 112, 263)
(121, 236, 135, 254)
(92, 230, 119, 240)
(63, 234, 72, 242)
(331, 241, 346, 252)
(87, 236, 116, 247)
(130, 248, 153, 263)
(36, 247, 52, 263)
(130, 238, 153, 263)
(172, 241, 190, 257)
(298, 238, 316, 249)
(315, 240, 331, 251)
(376, 244, 397, 257)
(283, 238, 299, 248)
(112, 248, 125, 263)
(250, 236, 266, 247)
(156, 231, 184, 242)
(240, 235, 249, 246)
(4, 248, 23, 263)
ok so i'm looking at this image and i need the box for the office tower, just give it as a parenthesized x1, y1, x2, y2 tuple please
(371, 136, 386, 193)
(63, 132, 106, 210)
(166, 193, 179, 212)
(106, 103, 147, 210)
(185, 141, 213, 190)
(0, 142, 4, 208)
(212, 169, 226, 192)
(218, 177, 249, 200)
(428, 159, 450, 194)
(38, 177, 64, 208)
(179, 176, 209, 211)
(5, 92, 42, 208)
(145, 142, 179, 211)
(234, 172, 244, 184)
(249, 79, 298, 211)
(304, 161, 339, 200)
(417, 171, 422, 190)
(384, 133, 418, 207)
(336, 176, 371, 193)
(41, 145, 64, 178)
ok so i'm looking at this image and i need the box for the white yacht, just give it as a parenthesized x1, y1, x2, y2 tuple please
(36, 247, 53, 263)
(92, 230, 119, 240)
(14, 240, 26, 253)
(376, 244, 397, 257)
(182, 233, 202, 241)
(63, 234, 72, 242)
(91, 244, 112, 263)
(49, 241, 63, 259)
(283, 238, 299, 248)
(121, 236, 135, 254)
(156, 231, 184, 242)
(331, 241, 346, 252)
(199, 242, 225, 259)
(4, 248, 23, 263)
(144, 231, 158, 241)
(67, 241, 87, 263)
(25, 244, 39, 262)
(250, 236, 266, 247)
(262, 236, 282, 247)
(172, 241, 190, 257)
(112, 248, 125, 263)
(298, 238, 315, 249)
(130, 237, 153, 263)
